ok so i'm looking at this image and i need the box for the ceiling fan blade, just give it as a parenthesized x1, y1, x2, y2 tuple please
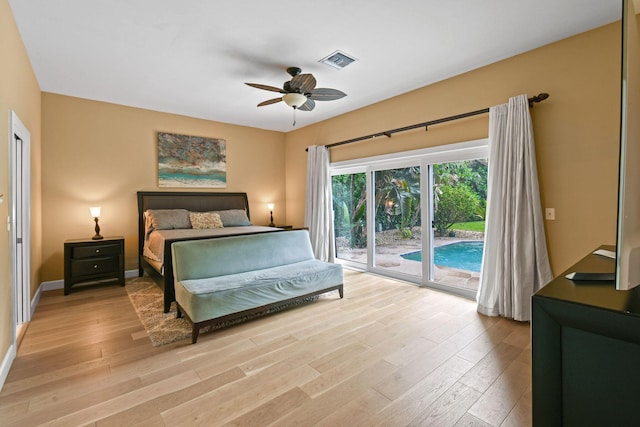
(245, 83, 285, 93)
(257, 97, 283, 107)
(308, 88, 347, 101)
(289, 74, 316, 93)
(298, 98, 315, 111)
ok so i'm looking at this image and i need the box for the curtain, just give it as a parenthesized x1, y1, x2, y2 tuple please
(304, 145, 335, 262)
(476, 94, 553, 321)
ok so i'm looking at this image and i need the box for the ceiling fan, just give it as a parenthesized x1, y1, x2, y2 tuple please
(245, 67, 346, 125)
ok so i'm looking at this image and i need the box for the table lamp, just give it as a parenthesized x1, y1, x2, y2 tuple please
(90, 206, 103, 240)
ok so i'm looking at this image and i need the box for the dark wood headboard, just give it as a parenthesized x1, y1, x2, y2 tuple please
(136, 191, 250, 261)
(137, 191, 249, 214)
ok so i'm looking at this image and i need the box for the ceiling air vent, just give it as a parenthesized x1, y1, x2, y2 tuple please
(319, 50, 357, 70)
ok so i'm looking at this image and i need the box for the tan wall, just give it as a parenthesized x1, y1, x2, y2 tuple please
(41, 94, 285, 281)
(0, 0, 42, 363)
(1, 3, 627, 372)
(285, 21, 622, 276)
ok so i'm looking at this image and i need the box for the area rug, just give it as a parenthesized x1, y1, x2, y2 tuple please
(125, 275, 318, 346)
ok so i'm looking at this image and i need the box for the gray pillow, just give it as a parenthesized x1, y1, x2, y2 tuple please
(145, 209, 192, 230)
(215, 209, 251, 226)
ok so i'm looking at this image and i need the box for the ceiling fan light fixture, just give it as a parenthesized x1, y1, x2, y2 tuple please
(282, 92, 307, 108)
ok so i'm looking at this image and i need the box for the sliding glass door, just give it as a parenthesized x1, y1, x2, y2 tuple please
(331, 140, 488, 298)
(430, 159, 487, 292)
(373, 166, 422, 277)
(332, 171, 367, 266)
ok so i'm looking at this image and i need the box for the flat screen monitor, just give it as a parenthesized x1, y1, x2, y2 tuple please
(616, 0, 640, 290)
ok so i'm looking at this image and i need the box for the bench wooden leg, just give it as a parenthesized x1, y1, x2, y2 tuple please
(192, 325, 200, 344)
(176, 305, 182, 318)
(339, 285, 344, 298)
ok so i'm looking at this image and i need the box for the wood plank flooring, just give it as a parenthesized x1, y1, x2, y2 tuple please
(0, 270, 532, 426)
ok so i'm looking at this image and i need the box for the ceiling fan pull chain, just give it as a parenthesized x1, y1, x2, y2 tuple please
(293, 107, 297, 126)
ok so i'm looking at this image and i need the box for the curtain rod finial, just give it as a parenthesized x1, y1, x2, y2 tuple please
(529, 93, 550, 107)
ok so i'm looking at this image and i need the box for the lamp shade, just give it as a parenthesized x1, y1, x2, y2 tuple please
(282, 93, 307, 108)
(89, 206, 101, 218)
(267, 203, 274, 211)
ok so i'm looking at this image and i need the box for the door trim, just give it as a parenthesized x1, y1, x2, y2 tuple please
(9, 110, 31, 331)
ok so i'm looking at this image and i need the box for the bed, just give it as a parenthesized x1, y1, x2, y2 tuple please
(137, 191, 282, 312)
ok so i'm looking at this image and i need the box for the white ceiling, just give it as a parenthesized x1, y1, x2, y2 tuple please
(9, 0, 621, 132)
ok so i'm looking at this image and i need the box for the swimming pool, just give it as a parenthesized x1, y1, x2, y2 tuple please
(401, 241, 484, 272)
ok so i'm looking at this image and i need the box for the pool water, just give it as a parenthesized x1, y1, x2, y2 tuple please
(401, 241, 484, 272)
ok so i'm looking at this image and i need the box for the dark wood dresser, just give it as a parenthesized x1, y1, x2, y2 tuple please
(64, 236, 125, 295)
(532, 245, 640, 426)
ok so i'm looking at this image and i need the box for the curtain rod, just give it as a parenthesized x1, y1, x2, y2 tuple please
(306, 93, 549, 151)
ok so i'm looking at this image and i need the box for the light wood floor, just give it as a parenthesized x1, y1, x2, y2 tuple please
(0, 270, 532, 426)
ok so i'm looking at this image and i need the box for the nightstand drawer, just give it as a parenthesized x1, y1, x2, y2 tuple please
(71, 257, 119, 276)
(73, 243, 121, 259)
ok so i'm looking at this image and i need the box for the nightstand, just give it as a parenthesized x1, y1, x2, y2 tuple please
(64, 236, 124, 295)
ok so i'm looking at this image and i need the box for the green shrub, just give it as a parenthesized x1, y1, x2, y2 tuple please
(433, 184, 480, 235)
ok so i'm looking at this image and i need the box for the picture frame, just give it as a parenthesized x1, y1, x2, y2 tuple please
(157, 132, 226, 188)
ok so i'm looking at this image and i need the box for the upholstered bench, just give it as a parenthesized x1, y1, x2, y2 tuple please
(171, 229, 343, 343)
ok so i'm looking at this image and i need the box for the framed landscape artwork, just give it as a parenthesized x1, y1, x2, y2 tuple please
(157, 132, 227, 188)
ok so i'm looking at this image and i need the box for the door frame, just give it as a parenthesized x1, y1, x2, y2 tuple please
(9, 110, 31, 337)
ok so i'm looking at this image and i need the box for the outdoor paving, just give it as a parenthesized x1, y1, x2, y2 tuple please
(336, 230, 482, 292)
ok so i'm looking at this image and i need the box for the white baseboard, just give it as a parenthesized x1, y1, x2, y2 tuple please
(40, 279, 63, 291)
(0, 343, 16, 392)
(125, 269, 139, 279)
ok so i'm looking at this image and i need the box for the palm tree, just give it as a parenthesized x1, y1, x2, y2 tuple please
(374, 167, 421, 236)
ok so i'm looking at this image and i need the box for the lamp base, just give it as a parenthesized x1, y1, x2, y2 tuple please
(92, 217, 102, 240)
